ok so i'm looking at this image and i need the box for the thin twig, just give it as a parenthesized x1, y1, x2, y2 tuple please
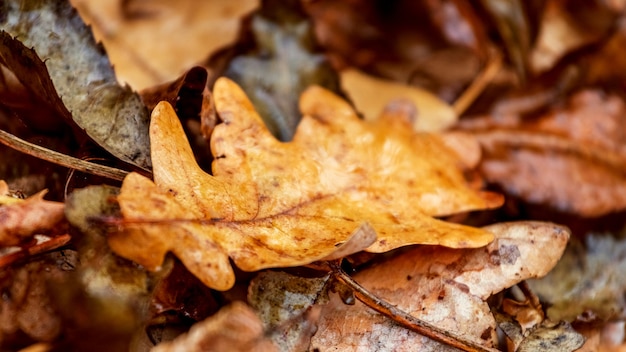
(453, 49, 503, 116)
(517, 281, 543, 315)
(0, 233, 71, 268)
(0, 128, 129, 181)
(329, 261, 500, 352)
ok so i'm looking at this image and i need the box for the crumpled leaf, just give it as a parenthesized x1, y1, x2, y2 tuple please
(459, 89, 626, 217)
(0, 0, 151, 169)
(340, 68, 457, 132)
(151, 301, 277, 352)
(72, 0, 258, 90)
(0, 181, 65, 247)
(110, 78, 502, 290)
(310, 221, 570, 351)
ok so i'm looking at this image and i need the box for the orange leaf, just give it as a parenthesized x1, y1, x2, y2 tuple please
(110, 78, 502, 290)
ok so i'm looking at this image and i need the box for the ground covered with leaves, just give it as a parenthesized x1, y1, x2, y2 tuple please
(1, 0, 626, 351)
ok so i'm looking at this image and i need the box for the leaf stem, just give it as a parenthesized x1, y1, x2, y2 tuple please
(329, 261, 500, 352)
(453, 49, 502, 116)
(0, 233, 71, 268)
(518, 281, 544, 317)
(0, 128, 129, 181)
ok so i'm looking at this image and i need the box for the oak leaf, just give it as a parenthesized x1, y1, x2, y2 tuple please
(460, 89, 626, 217)
(311, 222, 572, 351)
(110, 78, 502, 290)
(71, 0, 258, 90)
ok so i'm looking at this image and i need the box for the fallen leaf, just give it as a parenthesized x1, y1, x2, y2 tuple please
(496, 313, 585, 352)
(0, 0, 151, 169)
(340, 68, 457, 132)
(310, 221, 571, 351)
(151, 301, 277, 352)
(528, 232, 626, 323)
(529, 0, 617, 74)
(248, 270, 329, 350)
(110, 78, 502, 290)
(459, 89, 626, 217)
(71, 0, 258, 90)
(224, 1, 340, 141)
(0, 181, 65, 247)
(140, 66, 216, 170)
(518, 321, 585, 352)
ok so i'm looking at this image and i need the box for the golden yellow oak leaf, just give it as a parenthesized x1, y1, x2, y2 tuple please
(109, 78, 502, 290)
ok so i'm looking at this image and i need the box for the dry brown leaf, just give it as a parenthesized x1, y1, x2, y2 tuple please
(340, 68, 457, 132)
(530, 1, 617, 74)
(71, 0, 258, 90)
(1, 0, 152, 170)
(310, 221, 570, 351)
(460, 89, 626, 217)
(110, 78, 502, 290)
(151, 301, 277, 352)
(0, 181, 65, 247)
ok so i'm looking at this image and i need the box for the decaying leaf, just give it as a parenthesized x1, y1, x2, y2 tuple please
(340, 68, 457, 132)
(496, 313, 585, 352)
(225, 0, 340, 141)
(248, 270, 329, 351)
(460, 89, 626, 217)
(71, 0, 258, 90)
(310, 221, 570, 351)
(0, 181, 65, 247)
(528, 232, 626, 323)
(109, 78, 501, 290)
(0, 0, 151, 169)
(152, 301, 277, 352)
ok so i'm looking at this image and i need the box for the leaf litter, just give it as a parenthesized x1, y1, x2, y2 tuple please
(2, 1, 626, 351)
